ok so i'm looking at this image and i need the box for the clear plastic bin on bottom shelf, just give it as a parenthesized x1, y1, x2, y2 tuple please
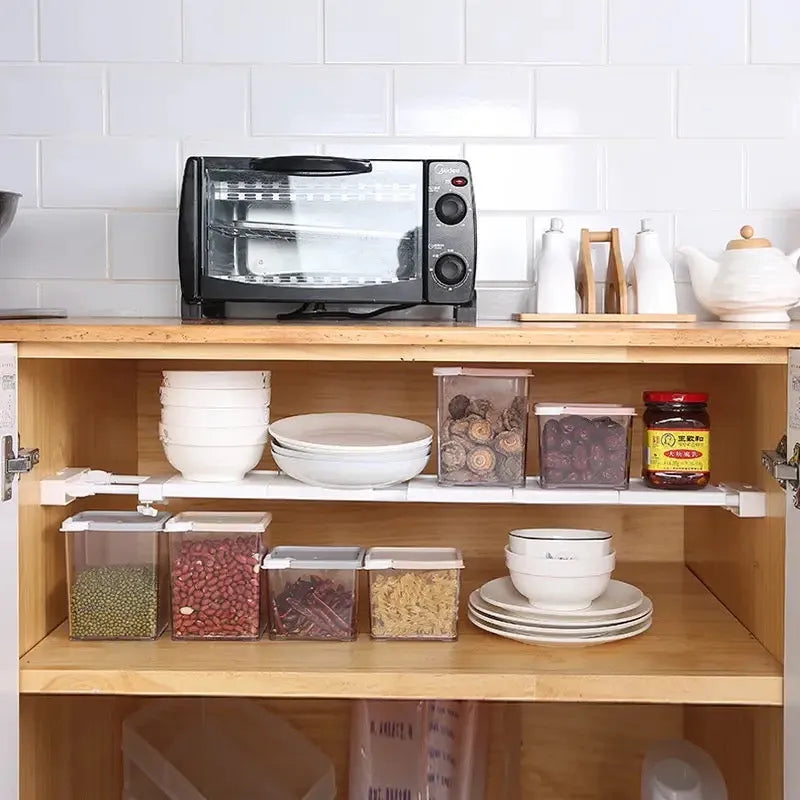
(122, 699, 336, 800)
(349, 700, 489, 800)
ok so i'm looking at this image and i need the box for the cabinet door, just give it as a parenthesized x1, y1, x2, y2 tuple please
(786, 350, 800, 799)
(0, 344, 18, 798)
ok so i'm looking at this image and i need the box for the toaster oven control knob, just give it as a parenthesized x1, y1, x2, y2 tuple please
(434, 254, 468, 287)
(435, 193, 468, 225)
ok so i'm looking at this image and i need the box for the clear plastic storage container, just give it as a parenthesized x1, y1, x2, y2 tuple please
(166, 512, 271, 641)
(122, 698, 336, 800)
(263, 546, 364, 641)
(365, 547, 464, 640)
(535, 403, 636, 489)
(434, 367, 532, 487)
(61, 511, 171, 641)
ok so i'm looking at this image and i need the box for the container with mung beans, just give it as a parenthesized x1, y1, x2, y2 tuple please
(61, 510, 171, 641)
(166, 511, 271, 641)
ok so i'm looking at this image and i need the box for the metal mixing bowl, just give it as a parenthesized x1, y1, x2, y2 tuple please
(0, 191, 21, 240)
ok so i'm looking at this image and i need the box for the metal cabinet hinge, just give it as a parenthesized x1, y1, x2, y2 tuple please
(762, 434, 800, 508)
(2, 435, 39, 501)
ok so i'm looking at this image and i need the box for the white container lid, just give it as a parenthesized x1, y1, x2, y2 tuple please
(262, 545, 364, 570)
(60, 510, 172, 533)
(364, 547, 464, 570)
(534, 403, 635, 416)
(433, 367, 532, 378)
(164, 512, 272, 533)
(509, 528, 612, 541)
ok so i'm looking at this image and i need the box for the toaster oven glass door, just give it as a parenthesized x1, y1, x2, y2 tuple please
(204, 161, 423, 288)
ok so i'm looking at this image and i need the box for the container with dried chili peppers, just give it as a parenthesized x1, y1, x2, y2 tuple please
(262, 546, 364, 641)
(642, 392, 710, 489)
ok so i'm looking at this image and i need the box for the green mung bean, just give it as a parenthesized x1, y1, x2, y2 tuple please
(69, 564, 159, 639)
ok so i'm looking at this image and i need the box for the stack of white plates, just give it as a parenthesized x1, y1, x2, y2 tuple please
(159, 371, 271, 482)
(468, 577, 653, 646)
(268, 413, 433, 489)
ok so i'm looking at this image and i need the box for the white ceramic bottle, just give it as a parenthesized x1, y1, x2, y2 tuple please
(627, 219, 678, 315)
(534, 218, 578, 314)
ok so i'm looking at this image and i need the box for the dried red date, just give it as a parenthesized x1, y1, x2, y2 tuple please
(572, 443, 589, 472)
(170, 535, 263, 640)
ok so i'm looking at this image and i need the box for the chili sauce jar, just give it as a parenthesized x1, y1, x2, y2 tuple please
(642, 392, 710, 490)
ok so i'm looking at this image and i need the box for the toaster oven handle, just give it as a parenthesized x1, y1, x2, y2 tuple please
(249, 155, 373, 176)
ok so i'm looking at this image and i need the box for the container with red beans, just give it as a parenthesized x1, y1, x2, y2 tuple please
(535, 403, 636, 489)
(166, 511, 271, 640)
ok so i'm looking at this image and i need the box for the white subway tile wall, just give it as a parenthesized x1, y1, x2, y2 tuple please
(0, 0, 797, 317)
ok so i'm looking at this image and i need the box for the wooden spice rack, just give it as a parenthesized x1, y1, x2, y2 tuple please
(2, 319, 794, 798)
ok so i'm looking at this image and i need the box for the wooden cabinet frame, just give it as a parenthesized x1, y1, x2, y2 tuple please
(1, 320, 796, 798)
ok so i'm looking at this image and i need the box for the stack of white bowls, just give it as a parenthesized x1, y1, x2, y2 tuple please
(505, 529, 615, 612)
(159, 371, 271, 482)
(268, 412, 432, 489)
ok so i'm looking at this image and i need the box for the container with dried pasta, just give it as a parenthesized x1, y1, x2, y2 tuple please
(434, 366, 532, 487)
(364, 547, 464, 641)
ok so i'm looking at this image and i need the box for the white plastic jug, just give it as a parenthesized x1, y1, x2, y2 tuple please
(642, 740, 727, 800)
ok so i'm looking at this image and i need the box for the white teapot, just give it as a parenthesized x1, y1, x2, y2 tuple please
(679, 225, 800, 322)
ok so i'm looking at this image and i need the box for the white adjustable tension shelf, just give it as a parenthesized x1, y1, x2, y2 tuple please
(39, 468, 767, 518)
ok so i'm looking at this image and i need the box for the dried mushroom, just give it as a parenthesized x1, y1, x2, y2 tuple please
(439, 392, 528, 486)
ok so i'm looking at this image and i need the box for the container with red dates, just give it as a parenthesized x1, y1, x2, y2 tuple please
(165, 511, 271, 641)
(535, 403, 636, 489)
(262, 546, 364, 641)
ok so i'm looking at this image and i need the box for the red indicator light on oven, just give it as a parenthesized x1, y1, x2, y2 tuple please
(451, 176, 468, 187)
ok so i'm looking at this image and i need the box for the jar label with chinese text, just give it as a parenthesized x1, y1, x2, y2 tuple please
(646, 429, 710, 472)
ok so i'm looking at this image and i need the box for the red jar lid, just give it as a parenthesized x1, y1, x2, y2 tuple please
(643, 391, 709, 404)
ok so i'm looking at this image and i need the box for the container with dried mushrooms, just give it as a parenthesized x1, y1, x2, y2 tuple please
(365, 547, 464, 640)
(61, 510, 172, 641)
(434, 367, 532, 487)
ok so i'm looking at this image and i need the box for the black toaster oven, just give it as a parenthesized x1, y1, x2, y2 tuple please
(178, 155, 477, 321)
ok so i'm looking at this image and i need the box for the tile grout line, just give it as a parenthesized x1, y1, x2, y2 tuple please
(746, 0, 753, 63)
(34, 0, 42, 60)
(320, 0, 326, 63)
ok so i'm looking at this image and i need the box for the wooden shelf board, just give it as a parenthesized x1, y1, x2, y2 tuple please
(20, 564, 782, 705)
(1, 318, 797, 363)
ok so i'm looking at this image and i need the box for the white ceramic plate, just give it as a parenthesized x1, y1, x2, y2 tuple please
(468, 601, 652, 636)
(479, 577, 644, 618)
(468, 590, 653, 629)
(272, 447, 429, 489)
(271, 439, 430, 463)
(269, 413, 433, 453)
(468, 610, 652, 646)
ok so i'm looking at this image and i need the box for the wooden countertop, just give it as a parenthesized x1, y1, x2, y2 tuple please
(2, 318, 799, 362)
